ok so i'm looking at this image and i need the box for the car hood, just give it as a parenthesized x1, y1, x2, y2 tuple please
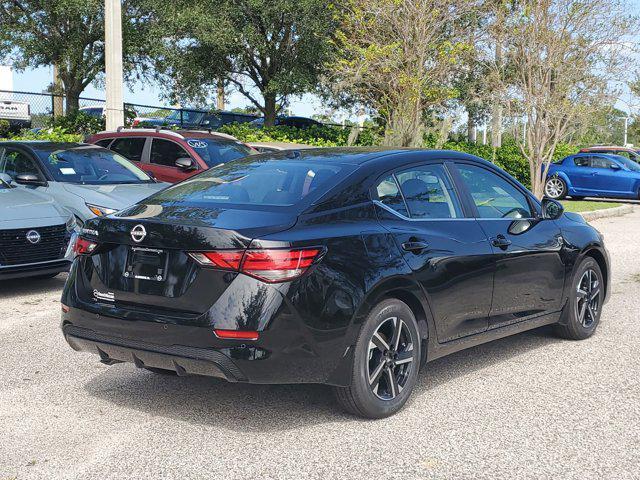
(0, 187, 68, 224)
(62, 182, 168, 210)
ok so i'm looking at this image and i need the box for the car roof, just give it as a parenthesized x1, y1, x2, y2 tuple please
(250, 147, 488, 166)
(580, 146, 635, 151)
(90, 128, 240, 142)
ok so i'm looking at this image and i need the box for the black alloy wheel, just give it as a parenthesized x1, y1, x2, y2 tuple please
(554, 257, 603, 340)
(334, 299, 421, 419)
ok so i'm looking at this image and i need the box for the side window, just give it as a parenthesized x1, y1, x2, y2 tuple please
(574, 156, 590, 167)
(375, 175, 408, 216)
(149, 139, 190, 167)
(0, 148, 41, 179)
(396, 165, 462, 219)
(457, 164, 532, 219)
(590, 156, 614, 169)
(94, 138, 113, 148)
(110, 137, 146, 162)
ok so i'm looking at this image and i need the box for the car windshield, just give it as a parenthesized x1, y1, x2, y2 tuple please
(185, 138, 254, 167)
(147, 157, 355, 208)
(36, 146, 153, 185)
(166, 110, 206, 124)
(614, 155, 640, 172)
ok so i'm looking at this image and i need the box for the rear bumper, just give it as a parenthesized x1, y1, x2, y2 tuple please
(60, 304, 351, 385)
(63, 324, 246, 381)
(0, 259, 71, 280)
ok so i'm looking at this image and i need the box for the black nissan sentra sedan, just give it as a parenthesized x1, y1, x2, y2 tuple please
(61, 148, 610, 418)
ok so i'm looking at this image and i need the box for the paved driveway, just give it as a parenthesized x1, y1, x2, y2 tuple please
(1, 211, 639, 480)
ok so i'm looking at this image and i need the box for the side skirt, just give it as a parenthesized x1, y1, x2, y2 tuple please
(425, 311, 561, 362)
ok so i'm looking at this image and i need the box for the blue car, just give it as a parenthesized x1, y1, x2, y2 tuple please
(544, 153, 640, 200)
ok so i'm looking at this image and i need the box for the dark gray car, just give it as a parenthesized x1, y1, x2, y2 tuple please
(0, 173, 76, 280)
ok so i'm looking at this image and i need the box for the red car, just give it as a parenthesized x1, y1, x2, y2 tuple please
(86, 129, 257, 183)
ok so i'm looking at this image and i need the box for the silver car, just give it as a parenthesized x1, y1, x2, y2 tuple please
(0, 142, 168, 224)
(0, 173, 76, 280)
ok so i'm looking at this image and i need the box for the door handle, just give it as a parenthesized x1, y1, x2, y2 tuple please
(491, 235, 512, 250)
(402, 241, 430, 253)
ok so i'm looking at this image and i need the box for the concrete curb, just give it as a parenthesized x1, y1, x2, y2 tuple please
(580, 204, 635, 222)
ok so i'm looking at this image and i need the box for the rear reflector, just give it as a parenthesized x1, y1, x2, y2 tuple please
(214, 329, 259, 340)
(189, 248, 322, 283)
(73, 237, 98, 255)
(61, 303, 70, 313)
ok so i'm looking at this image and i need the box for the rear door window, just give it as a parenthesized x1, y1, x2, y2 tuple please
(375, 175, 408, 216)
(150, 139, 190, 167)
(110, 137, 146, 162)
(574, 156, 590, 167)
(396, 165, 462, 219)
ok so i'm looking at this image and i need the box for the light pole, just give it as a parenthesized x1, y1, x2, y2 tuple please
(623, 116, 631, 147)
(105, 0, 124, 130)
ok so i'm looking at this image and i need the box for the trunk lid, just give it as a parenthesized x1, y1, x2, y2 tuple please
(76, 204, 297, 315)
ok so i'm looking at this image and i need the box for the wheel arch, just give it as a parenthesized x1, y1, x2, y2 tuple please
(580, 247, 609, 301)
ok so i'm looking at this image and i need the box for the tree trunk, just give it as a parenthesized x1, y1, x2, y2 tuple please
(491, 105, 502, 148)
(217, 81, 225, 110)
(263, 93, 277, 127)
(65, 83, 83, 113)
(491, 33, 503, 148)
(467, 116, 477, 143)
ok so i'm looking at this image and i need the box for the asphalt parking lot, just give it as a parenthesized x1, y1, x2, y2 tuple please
(1, 211, 639, 480)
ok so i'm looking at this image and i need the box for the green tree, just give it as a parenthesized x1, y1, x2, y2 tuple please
(0, 0, 153, 112)
(328, 0, 477, 147)
(151, 0, 337, 127)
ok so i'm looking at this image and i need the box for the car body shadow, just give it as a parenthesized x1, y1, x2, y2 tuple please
(0, 273, 67, 300)
(84, 325, 561, 430)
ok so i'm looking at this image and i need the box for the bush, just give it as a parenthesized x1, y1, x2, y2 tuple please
(45, 111, 105, 136)
(219, 123, 382, 147)
(10, 126, 83, 143)
(0, 119, 11, 139)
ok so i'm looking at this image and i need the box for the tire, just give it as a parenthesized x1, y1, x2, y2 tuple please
(333, 298, 421, 419)
(545, 176, 567, 199)
(554, 257, 604, 340)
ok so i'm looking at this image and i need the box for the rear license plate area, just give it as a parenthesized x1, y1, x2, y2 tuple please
(124, 247, 168, 282)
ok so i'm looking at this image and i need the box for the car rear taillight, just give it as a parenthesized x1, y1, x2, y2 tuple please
(188, 248, 322, 283)
(73, 237, 98, 255)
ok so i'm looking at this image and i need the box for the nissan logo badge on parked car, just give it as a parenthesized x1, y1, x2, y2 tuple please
(130, 224, 146, 243)
(26, 230, 41, 244)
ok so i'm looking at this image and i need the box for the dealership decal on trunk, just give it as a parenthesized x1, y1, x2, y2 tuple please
(93, 289, 115, 302)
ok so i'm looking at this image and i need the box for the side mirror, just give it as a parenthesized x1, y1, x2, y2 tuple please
(0, 173, 13, 185)
(14, 173, 47, 187)
(610, 163, 621, 170)
(541, 197, 564, 220)
(175, 157, 196, 171)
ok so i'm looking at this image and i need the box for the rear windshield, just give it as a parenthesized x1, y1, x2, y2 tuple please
(185, 138, 254, 167)
(147, 158, 355, 207)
